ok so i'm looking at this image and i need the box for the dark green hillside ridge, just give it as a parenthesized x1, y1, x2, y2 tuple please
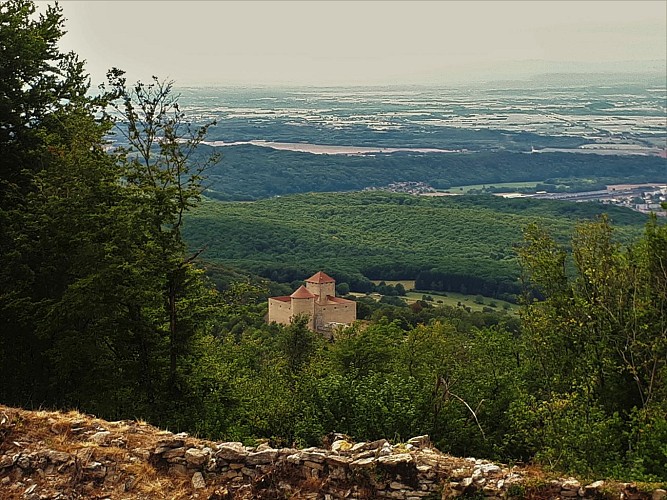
(200, 145, 667, 200)
(183, 192, 648, 298)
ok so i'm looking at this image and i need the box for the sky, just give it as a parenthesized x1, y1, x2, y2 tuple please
(54, 0, 667, 87)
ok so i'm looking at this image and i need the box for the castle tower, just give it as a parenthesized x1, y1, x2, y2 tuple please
(305, 271, 336, 304)
(290, 285, 315, 329)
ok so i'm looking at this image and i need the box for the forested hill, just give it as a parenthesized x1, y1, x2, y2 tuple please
(183, 192, 648, 297)
(200, 144, 667, 200)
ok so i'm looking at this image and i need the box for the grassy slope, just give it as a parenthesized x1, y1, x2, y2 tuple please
(184, 192, 648, 284)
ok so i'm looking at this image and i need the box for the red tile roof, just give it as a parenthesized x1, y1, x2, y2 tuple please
(305, 271, 335, 284)
(291, 285, 316, 299)
(269, 296, 291, 303)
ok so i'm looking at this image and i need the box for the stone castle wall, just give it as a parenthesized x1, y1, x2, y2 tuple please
(267, 298, 294, 326)
(315, 302, 356, 327)
(146, 435, 662, 499)
(2, 404, 664, 500)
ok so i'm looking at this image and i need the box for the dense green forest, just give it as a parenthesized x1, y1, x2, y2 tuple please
(184, 192, 648, 300)
(1, 0, 666, 484)
(199, 144, 667, 200)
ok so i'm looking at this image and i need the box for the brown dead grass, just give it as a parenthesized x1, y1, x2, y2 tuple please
(0, 404, 213, 499)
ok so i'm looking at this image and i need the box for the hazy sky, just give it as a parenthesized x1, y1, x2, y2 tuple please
(55, 1, 667, 87)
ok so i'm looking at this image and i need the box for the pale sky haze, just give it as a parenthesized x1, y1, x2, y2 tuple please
(54, 1, 667, 87)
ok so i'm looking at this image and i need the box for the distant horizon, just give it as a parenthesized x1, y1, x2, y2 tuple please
(167, 69, 667, 90)
(55, 1, 667, 87)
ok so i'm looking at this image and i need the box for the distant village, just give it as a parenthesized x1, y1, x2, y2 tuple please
(366, 182, 667, 216)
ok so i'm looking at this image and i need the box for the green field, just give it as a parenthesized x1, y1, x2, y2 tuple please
(405, 290, 519, 313)
(353, 288, 520, 313)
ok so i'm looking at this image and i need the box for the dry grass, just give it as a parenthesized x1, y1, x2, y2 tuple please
(0, 404, 210, 499)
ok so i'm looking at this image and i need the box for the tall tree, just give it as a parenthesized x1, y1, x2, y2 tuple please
(103, 70, 220, 396)
(0, 1, 223, 425)
(0, 0, 114, 405)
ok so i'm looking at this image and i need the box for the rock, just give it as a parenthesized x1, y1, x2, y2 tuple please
(215, 442, 247, 461)
(84, 461, 106, 479)
(653, 490, 667, 500)
(110, 437, 126, 448)
(331, 439, 353, 453)
(354, 450, 376, 460)
(377, 443, 393, 457)
(220, 470, 241, 480)
(155, 437, 185, 449)
(191, 471, 206, 489)
(162, 447, 186, 459)
(350, 442, 367, 452)
(390, 481, 408, 490)
(358, 439, 388, 452)
(0, 454, 14, 468)
(478, 463, 502, 475)
(16, 455, 30, 469)
(584, 480, 605, 495)
(350, 457, 375, 468)
(44, 450, 71, 464)
(377, 453, 413, 466)
(460, 477, 474, 489)
(325, 455, 351, 467)
(245, 449, 278, 465)
(241, 467, 257, 477)
(304, 460, 325, 471)
(300, 451, 327, 463)
(184, 448, 209, 467)
(89, 431, 111, 445)
(561, 479, 581, 491)
(406, 435, 430, 449)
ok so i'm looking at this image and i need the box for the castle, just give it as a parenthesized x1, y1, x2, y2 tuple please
(267, 271, 356, 335)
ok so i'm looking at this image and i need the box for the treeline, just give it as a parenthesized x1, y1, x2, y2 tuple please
(198, 144, 667, 200)
(184, 192, 648, 301)
(414, 270, 520, 302)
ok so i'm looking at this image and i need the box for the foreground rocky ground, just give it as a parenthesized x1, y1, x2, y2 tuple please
(1, 405, 665, 499)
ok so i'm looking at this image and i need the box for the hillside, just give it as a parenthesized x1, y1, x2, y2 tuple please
(183, 191, 648, 296)
(199, 146, 667, 201)
(1, 404, 664, 499)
